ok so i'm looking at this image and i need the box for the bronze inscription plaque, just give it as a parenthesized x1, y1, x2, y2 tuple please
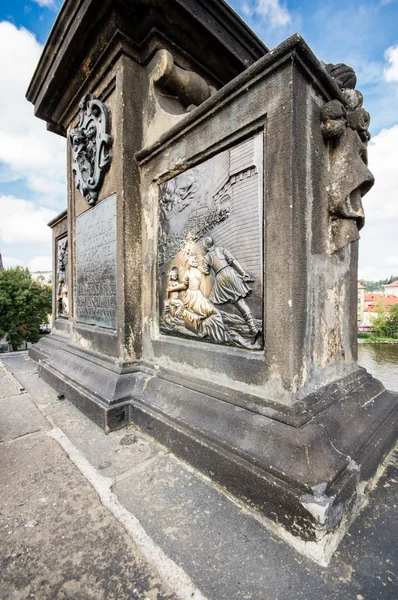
(158, 134, 264, 349)
(76, 194, 117, 328)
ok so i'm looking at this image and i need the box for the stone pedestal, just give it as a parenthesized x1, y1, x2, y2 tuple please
(27, 0, 397, 553)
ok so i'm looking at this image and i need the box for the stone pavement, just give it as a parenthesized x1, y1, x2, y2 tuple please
(0, 353, 397, 600)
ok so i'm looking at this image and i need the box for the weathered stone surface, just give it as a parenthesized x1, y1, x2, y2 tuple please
(26, 0, 268, 131)
(47, 209, 69, 334)
(0, 394, 50, 442)
(2, 356, 397, 599)
(0, 425, 176, 600)
(25, 0, 397, 554)
(0, 367, 22, 400)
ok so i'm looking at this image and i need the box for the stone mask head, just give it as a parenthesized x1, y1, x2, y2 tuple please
(321, 68, 375, 253)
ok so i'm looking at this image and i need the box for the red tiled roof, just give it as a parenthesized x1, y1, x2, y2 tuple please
(364, 293, 381, 301)
(385, 279, 398, 288)
(357, 282, 365, 289)
(364, 295, 398, 312)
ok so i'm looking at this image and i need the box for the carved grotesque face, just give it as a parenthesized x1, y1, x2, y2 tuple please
(70, 129, 86, 152)
(86, 122, 97, 140)
(328, 127, 374, 251)
(321, 88, 375, 253)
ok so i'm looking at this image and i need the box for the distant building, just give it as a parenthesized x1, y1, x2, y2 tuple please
(31, 271, 52, 285)
(384, 279, 398, 298)
(361, 293, 398, 326)
(357, 282, 365, 325)
(364, 292, 381, 307)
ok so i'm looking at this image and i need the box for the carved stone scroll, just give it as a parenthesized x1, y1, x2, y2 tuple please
(56, 237, 68, 318)
(69, 94, 112, 206)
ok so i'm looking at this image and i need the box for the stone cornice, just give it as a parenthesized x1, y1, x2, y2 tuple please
(136, 34, 342, 164)
(26, 0, 268, 130)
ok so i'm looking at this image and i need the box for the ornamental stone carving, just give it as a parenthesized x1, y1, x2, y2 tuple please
(321, 62, 374, 253)
(57, 237, 68, 318)
(158, 135, 264, 350)
(69, 94, 112, 206)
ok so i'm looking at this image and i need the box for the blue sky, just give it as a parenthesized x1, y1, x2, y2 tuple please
(0, 0, 397, 279)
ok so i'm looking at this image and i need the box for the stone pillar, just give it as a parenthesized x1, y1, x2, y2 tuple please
(27, 0, 397, 554)
(27, 0, 266, 428)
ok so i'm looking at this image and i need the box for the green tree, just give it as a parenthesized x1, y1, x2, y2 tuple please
(359, 275, 398, 292)
(0, 267, 52, 350)
(370, 297, 388, 337)
(385, 304, 398, 338)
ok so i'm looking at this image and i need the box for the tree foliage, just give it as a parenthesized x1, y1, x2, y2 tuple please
(0, 267, 52, 350)
(371, 303, 398, 339)
(359, 275, 398, 292)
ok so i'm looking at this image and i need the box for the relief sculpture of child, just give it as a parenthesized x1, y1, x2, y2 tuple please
(164, 267, 184, 327)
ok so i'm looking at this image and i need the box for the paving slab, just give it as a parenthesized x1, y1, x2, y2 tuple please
(0, 366, 23, 400)
(0, 352, 33, 375)
(0, 394, 50, 443)
(1, 354, 397, 600)
(0, 432, 177, 600)
(0, 353, 59, 406)
(113, 449, 398, 600)
(44, 400, 161, 478)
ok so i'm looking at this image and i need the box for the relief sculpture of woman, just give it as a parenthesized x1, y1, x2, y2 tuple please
(167, 256, 228, 344)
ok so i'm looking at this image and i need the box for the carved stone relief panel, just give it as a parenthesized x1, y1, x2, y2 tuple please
(56, 236, 68, 318)
(158, 134, 264, 350)
(76, 195, 117, 328)
(69, 94, 112, 206)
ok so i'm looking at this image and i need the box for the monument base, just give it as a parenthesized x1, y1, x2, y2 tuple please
(29, 337, 397, 548)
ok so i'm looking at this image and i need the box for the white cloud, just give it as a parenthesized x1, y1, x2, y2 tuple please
(2, 256, 24, 269)
(240, 2, 253, 17)
(0, 21, 66, 207)
(359, 124, 398, 279)
(1, 254, 52, 273)
(236, 1, 291, 29)
(255, 0, 291, 27)
(384, 45, 398, 82)
(365, 125, 398, 223)
(31, 0, 56, 8)
(28, 256, 52, 272)
(0, 195, 56, 244)
(358, 265, 377, 280)
(385, 255, 398, 267)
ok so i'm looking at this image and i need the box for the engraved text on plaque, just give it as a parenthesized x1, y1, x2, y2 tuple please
(76, 194, 117, 328)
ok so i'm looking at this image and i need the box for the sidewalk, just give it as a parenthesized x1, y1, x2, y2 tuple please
(1, 353, 397, 600)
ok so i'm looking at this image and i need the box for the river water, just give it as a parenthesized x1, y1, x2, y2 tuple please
(358, 343, 398, 393)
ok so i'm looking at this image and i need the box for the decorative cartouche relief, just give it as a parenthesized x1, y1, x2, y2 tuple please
(158, 135, 264, 350)
(69, 94, 112, 206)
(321, 63, 374, 254)
(56, 237, 68, 318)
